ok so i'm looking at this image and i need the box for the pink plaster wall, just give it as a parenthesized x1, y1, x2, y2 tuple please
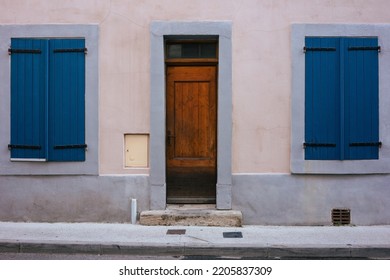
(1, 0, 390, 174)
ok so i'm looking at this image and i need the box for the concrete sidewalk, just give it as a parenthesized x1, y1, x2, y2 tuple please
(0, 222, 389, 259)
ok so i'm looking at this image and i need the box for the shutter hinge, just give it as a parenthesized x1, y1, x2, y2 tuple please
(53, 48, 88, 54)
(349, 142, 382, 148)
(303, 143, 336, 148)
(53, 144, 88, 150)
(8, 144, 41, 150)
(8, 49, 42, 55)
(303, 46, 336, 53)
(348, 46, 381, 52)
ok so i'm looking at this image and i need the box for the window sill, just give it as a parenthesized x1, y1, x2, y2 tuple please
(291, 159, 390, 174)
(10, 158, 47, 162)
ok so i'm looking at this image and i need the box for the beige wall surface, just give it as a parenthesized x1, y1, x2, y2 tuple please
(2, 0, 390, 174)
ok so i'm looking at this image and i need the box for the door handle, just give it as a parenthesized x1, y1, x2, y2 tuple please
(167, 131, 176, 145)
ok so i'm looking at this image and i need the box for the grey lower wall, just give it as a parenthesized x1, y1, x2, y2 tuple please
(233, 174, 390, 226)
(1, 174, 389, 225)
(0, 175, 149, 223)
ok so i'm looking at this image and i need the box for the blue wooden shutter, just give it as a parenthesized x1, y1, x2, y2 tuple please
(48, 39, 86, 161)
(343, 38, 379, 160)
(10, 38, 48, 160)
(304, 37, 341, 160)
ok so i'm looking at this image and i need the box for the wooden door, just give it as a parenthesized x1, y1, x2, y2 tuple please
(166, 65, 217, 203)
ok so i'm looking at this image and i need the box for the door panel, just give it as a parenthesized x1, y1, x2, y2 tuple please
(166, 66, 217, 203)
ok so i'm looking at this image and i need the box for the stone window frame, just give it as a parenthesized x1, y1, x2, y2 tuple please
(291, 24, 390, 174)
(0, 24, 99, 175)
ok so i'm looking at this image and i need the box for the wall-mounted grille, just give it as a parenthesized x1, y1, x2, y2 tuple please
(332, 208, 351, 226)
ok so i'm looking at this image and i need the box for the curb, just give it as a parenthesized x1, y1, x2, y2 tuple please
(1, 241, 390, 259)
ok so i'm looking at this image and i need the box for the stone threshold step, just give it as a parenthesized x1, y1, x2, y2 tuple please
(140, 204, 242, 227)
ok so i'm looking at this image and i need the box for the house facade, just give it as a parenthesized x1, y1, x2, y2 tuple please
(1, 0, 390, 225)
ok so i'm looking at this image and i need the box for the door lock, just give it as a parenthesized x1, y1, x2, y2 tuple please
(167, 130, 176, 145)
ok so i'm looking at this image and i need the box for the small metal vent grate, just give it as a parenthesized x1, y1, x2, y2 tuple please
(223, 232, 243, 238)
(166, 229, 186, 235)
(332, 208, 351, 226)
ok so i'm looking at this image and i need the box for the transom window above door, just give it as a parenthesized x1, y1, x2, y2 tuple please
(165, 38, 218, 59)
(166, 42, 217, 58)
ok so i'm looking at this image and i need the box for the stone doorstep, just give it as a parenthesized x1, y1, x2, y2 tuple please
(139, 205, 242, 227)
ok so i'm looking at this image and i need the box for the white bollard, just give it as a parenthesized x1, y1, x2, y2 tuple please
(131, 198, 137, 224)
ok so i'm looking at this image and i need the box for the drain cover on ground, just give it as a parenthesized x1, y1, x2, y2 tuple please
(166, 229, 186, 235)
(223, 232, 243, 238)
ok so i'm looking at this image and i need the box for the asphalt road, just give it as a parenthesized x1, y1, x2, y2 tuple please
(0, 252, 179, 260)
(0, 252, 375, 260)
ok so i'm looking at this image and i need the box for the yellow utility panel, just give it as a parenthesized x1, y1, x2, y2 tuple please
(124, 134, 149, 167)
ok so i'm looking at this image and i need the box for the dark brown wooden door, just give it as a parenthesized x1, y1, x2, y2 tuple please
(166, 65, 217, 203)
